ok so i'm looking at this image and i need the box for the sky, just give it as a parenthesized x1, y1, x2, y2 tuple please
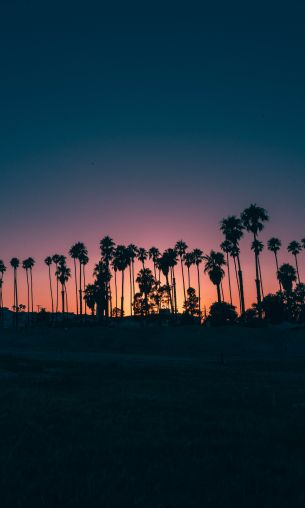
(1, 0, 305, 313)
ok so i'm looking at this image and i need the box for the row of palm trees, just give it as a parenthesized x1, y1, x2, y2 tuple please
(1, 204, 305, 323)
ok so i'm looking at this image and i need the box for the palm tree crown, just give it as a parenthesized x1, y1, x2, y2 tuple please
(267, 237, 281, 254)
(241, 204, 269, 236)
(287, 241, 301, 256)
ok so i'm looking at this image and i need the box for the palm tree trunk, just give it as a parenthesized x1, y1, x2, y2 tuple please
(226, 253, 233, 305)
(61, 285, 65, 319)
(79, 261, 83, 318)
(26, 269, 30, 324)
(187, 266, 191, 290)
(173, 275, 178, 315)
(254, 250, 262, 317)
(114, 270, 118, 317)
(237, 255, 245, 316)
(30, 268, 34, 315)
(15, 269, 19, 327)
(121, 269, 124, 318)
(274, 252, 282, 292)
(196, 265, 201, 318)
(83, 266, 87, 317)
(258, 256, 264, 299)
(180, 258, 186, 304)
(73, 259, 79, 315)
(65, 285, 69, 315)
(165, 274, 174, 313)
(217, 284, 221, 303)
(220, 281, 224, 302)
(55, 263, 59, 317)
(295, 255, 301, 284)
(129, 264, 133, 316)
(48, 265, 54, 313)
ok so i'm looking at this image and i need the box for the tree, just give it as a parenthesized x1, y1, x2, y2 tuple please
(261, 294, 285, 324)
(208, 302, 238, 326)
(44, 256, 54, 314)
(10, 258, 20, 327)
(204, 251, 226, 303)
(84, 284, 98, 316)
(157, 252, 174, 313)
(136, 268, 155, 316)
(93, 261, 112, 320)
(148, 247, 160, 281)
(22, 258, 31, 322)
(175, 240, 188, 305)
(277, 263, 297, 294)
(100, 236, 115, 317)
(114, 245, 129, 317)
(267, 237, 282, 292)
(251, 240, 265, 298)
(137, 247, 148, 269)
(183, 287, 200, 318)
(55, 259, 71, 319)
(69, 242, 88, 318)
(52, 254, 61, 315)
(241, 204, 269, 316)
(220, 240, 233, 305)
(0, 260, 6, 326)
(127, 244, 139, 313)
(287, 241, 302, 284)
(164, 248, 178, 313)
(69, 243, 80, 315)
(184, 252, 194, 290)
(192, 248, 204, 318)
(220, 216, 245, 315)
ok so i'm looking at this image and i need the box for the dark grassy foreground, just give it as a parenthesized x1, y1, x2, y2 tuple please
(1, 324, 305, 507)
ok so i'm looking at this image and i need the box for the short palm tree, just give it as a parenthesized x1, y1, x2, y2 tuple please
(287, 241, 302, 283)
(241, 204, 269, 316)
(84, 284, 98, 316)
(267, 237, 282, 292)
(55, 260, 71, 319)
(204, 251, 226, 303)
(136, 268, 155, 316)
(10, 258, 20, 325)
(175, 240, 188, 305)
(192, 248, 204, 318)
(220, 216, 245, 315)
(44, 256, 54, 313)
(277, 263, 297, 294)
(164, 248, 178, 313)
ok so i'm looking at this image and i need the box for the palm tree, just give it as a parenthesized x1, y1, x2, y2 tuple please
(175, 240, 188, 305)
(148, 247, 160, 281)
(114, 245, 129, 317)
(111, 255, 119, 317)
(164, 248, 178, 313)
(267, 237, 282, 292)
(220, 216, 245, 315)
(220, 240, 233, 305)
(127, 244, 138, 311)
(44, 256, 54, 313)
(287, 241, 302, 283)
(157, 252, 174, 313)
(10, 258, 20, 326)
(0, 260, 7, 325)
(277, 263, 297, 294)
(52, 254, 61, 314)
(70, 242, 88, 318)
(100, 236, 116, 317)
(84, 284, 97, 316)
(22, 258, 31, 322)
(136, 268, 155, 316)
(192, 248, 204, 318)
(184, 252, 194, 290)
(55, 260, 71, 319)
(241, 204, 269, 316)
(137, 248, 148, 269)
(251, 240, 265, 298)
(69, 244, 80, 315)
(80, 253, 89, 316)
(204, 251, 226, 303)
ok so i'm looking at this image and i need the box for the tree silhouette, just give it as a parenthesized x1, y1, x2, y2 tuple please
(241, 204, 269, 317)
(10, 258, 20, 327)
(84, 284, 97, 316)
(136, 268, 155, 316)
(148, 247, 160, 281)
(220, 216, 245, 315)
(183, 287, 200, 318)
(22, 258, 32, 322)
(44, 256, 54, 314)
(127, 244, 139, 313)
(69, 244, 80, 315)
(184, 252, 194, 291)
(100, 236, 115, 317)
(175, 240, 188, 305)
(204, 251, 226, 303)
(192, 248, 204, 319)
(157, 252, 174, 313)
(114, 245, 129, 317)
(52, 254, 61, 315)
(69, 242, 88, 319)
(277, 263, 297, 294)
(80, 253, 89, 316)
(287, 241, 302, 284)
(267, 237, 282, 292)
(251, 240, 265, 298)
(55, 259, 71, 319)
(137, 248, 148, 269)
(0, 260, 6, 326)
(164, 248, 178, 313)
(220, 240, 233, 305)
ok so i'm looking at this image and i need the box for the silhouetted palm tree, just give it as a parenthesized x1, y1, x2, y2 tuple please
(241, 204, 269, 316)
(84, 284, 97, 316)
(148, 247, 160, 281)
(137, 248, 148, 269)
(0, 260, 6, 324)
(114, 245, 129, 317)
(220, 240, 233, 305)
(127, 244, 138, 311)
(267, 237, 282, 292)
(52, 254, 61, 314)
(44, 256, 54, 314)
(136, 268, 155, 316)
(220, 216, 245, 315)
(287, 241, 302, 283)
(69, 244, 80, 315)
(184, 252, 194, 290)
(22, 258, 32, 322)
(55, 260, 71, 319)
(175, 240, 188, 305)
(100, 236, 115, 317)
(111, 255, 119, 317)
(251, 240, 265, 299)
(192, 248, 204, 318)
(10, 258, 20, 326)
(204, 251, 226, 303)
(80, 253, 89, 316)
(157, 252, 174, 313)
(164, 248, 178, 313)
(277, 263, 297, 294)
(70, 242, 88, 318)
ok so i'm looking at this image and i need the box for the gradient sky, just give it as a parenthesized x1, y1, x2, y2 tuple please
(1, 1, 305, 313)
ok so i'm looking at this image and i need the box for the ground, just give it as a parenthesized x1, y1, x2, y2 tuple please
(1, 323, 305, 507)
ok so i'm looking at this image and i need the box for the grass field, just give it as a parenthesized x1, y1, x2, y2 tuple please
(1, 324, 305, 507)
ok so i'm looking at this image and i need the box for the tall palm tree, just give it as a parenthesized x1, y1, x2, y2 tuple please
(0, 260, 7, 325)
(127, 244, 138, 310)
(55, 260, 71, 319)
(157, 252, 174, 313)
(111, 255, 119, 317)
(10, 258, 20, 326)
(164, 248, 178, 313)
(220, 240, 233, 305)
(267, 237, 282, 292)
(52, 254, 61, 314)
(80, 253, 89, 317)
(69, 244, 80, 315)
(287, 241, 302, 284)
(22, 258, 31, 322)
(70, 242, 88, 318)
(100, 236, 116, 317)
(175, 240, 188, 305)
(184, 252, 194, 290)
(137, 248, 148, 269)
(114, 245, 129, 317)
(44, 256, 54, 313)
(220, 216, 245, 315)
(241, 204, 269, 316)
(192, 248, 204, 318)
(251, 240, 265, 298)
(204, 251, 226, 303)
(277, 263, 297, 294)
(148, 247, 160, 281)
